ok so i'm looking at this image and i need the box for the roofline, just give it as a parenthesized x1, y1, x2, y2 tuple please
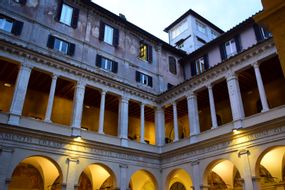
(164, 9, 224, 34)
(181, 17, 255, 63)
(79, 0, 186, 56)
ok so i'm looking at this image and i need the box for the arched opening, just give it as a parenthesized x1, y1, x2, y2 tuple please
(129, 170, 157, 190)
(8, 156, 62, 190)
(256, 146, 285, 189)
(166, 169, 192, 190)
(78, 163, 116, 190)
(204, 159, 242, 190)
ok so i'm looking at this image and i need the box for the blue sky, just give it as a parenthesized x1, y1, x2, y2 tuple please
(91, 0, 263, 42)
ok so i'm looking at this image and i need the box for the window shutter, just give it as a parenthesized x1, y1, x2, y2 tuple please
(135, 71, 140, 82)
(55, 0, 63, 22)
(253, 24, 263, 42)
(204, 54, 209, 70)
(71, 7, 79, 29)
(147, 45, 153, 63)
(67, 43, 75, 56)
(148, 76, 153, 87)
(139, 42, 145, 58)
(18, 0, 27, 5)
(99, 21, 105, 41)
(234, 35, 242, 53)
(190, 61, 197, 76)
(96, 55, 102, 68)
(112, 61, 118, 73)
(11, 21, 23, 36)
(113, 28, 119, 47)
(47, 35, 55, 49)
(219, 44, 227, 61)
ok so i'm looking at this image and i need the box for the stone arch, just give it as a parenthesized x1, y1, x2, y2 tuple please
(77, 162, 117, 190)
(8, 155, 63, 190)
(129, 169, 158, 190)
(203, 159, 243, 189)
(166, 168, 193, 190)
(255, 146, 285, 188)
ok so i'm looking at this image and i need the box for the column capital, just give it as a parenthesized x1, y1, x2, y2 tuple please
(76, 81, 86, 89)
(206, 83, 213, 89)
(21, 62, 33, 70)
(251, 61, 260, 68)
(51, 73, 58, 80)
(100, 89, 107, 95)
(225, 71, 238, 81)
(186, 91, 196, 99)
(119, 164, 128, 168)
(172, 101, 177, 107)
(191, 160, 200, 166)
(120, 96, 129, 103)
(67, 157, 80, 164)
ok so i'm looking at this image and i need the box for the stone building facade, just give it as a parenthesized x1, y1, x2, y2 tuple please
(0, 0, 284, 190)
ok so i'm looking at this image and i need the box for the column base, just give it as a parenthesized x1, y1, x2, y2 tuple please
(190, 134, 198, 144)
(71, 127, 81, 137)
(120, 137, 128, 147)
(7, 113, 21, 126)
(233, 119, 243, 130)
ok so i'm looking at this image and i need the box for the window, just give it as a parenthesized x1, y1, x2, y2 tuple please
(168, 83, 174, 89)
(60, 4, 73, 26)
(219, 35, 242, 60)
(169, 56, 177, 75)
(254, 24, 272, 42)
(96, 55, 118, 73)
(191, 55, 209, 76)
(47, 35, 75, 56)
(171, 20, 188, 39)
(99, 22, 119, 47)
(196, 36, 206, 44)
(56, 2, 79, 29)
(0, 14, 23, 35)
(139, 41, 152, 63)
(210, 30, 218, 39)
(136, 71, 153, 87)
(196, 20, 206, 33)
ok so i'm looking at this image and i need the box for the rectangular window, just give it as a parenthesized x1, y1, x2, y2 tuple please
(139, 41, 152, 63)
(96, 55, 118, 73)
(0, 17, 13, 32)
(136, 71, 153, 87)
(60, 4, 73, 26)
(225, 39, 237, 57)
(210, 30, 218, 40)
(56, 2, 79, 29)
(196, 20, 206, 33)
(195, 57, 205, 74)
(47, 35, 75, 56)
(0, 14, 23, 35)
(103, 24, 114, 45)
(99, 22, 119, 47)
(171, 20, 188, 39)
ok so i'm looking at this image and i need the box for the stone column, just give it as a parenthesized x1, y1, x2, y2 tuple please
(238, 150, 254, 190)
(118, 96, 129, 147)
(71, 81, 86, 137)
(8, 63, 32, 125)
(226, 73, 245, 128)
(44, 74, 58, 122)
(119, 164, 128, 190)
(155, 106, 165, 146)
(187, 92, 200, 136)
(140, 103, 145, 143)
(172, 102, 179, 142)
(98, 90, 107, 134)
(192, 160, 202, 190)
(0, 147, 14, 190)
(207, 84, 218, 129)
(252, 62, 269, 112)
(63, 157, 79, 190)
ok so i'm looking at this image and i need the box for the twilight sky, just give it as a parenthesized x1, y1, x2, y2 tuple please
(91, 0, 263, 42)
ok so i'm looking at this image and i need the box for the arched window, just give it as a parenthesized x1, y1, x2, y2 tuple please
(169, 56, 177, 75)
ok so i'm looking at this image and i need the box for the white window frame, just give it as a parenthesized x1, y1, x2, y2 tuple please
(60, 3, 73, 26)
(101, 57, 113, 71)
(104, 24, 114, 45)
(0, 17, 13, 33)
(196, 20, 206, 34)
(54, 38, 69, 54)
(171, 20, 188, 39)
(195, 57, 205, 74)
(210, 30, 218, 39)
(140, 73, 149, 86)
(260, 27, 272, 39)
(225, 39, 237, 57)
